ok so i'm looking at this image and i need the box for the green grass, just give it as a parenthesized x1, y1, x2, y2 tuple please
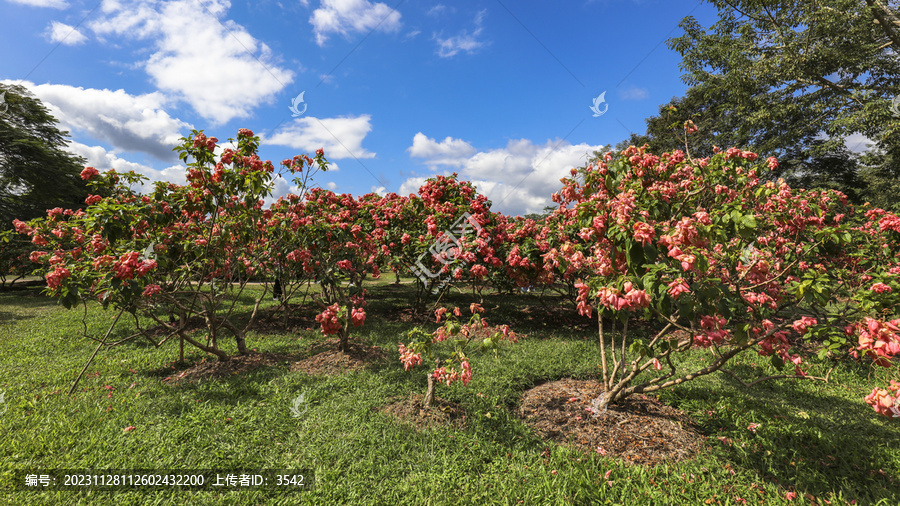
(0, 280, 898, 505)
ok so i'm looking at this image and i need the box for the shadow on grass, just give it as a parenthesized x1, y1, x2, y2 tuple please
(665, 375, 900, 503)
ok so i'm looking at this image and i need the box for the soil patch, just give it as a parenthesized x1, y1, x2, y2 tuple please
(290, 338, 387, 376)
(519, 378, 704, 467)
(255, 302, 320, 334)
(160, 352, 295, 383)
(378, 393, 467, 430)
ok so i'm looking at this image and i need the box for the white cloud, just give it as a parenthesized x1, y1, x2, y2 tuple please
(3, 80, 190, 161)
(326, 181, 338, 190)
(8, 0, 68, 8)
(45, 21, 87, 45)
(403, 136, 607, 216)
(427, 4, 448, 16)
(619, 85, 648, 100)
(309, 0, 402, 46)
(370, 185, 387, 196)
(66, 141, 186, 189)
(265, 115, 375, 160)
(434, 9, 487, 57)
(89, 0, 293, 124)
(844, 132, 875, 154)
(407, 133, 476, 167)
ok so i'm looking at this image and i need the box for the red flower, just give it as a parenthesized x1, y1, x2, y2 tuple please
(80, 167, 100, 180)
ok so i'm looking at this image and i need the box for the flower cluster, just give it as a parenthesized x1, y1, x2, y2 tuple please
(112, 251, 157, 280)
(432, 361, 472, 386)
(316, 304, 344, 335)
(865, 380, 900, 418)
(851, 317, 900, 367)
(398, 343, 423, 371)
(595, 281, 650, 312)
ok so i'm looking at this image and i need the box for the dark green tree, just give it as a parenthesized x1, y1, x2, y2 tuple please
(0, 83, 93, 226)
(658, 0, 900, 207)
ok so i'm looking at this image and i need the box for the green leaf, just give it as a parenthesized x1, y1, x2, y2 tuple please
(770, 354, 785, 371)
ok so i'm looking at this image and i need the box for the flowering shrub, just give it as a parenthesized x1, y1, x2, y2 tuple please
(399, 303, 520, 408)
(550, 141, 899, 413)
(16, 129, 328, 361)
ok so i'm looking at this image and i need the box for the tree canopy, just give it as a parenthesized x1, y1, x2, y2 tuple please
(616, 0, 900, 210)
(0, 83, 93, 226)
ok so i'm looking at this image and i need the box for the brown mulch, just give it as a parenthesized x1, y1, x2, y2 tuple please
(519, 378, 705, 467)
(161, 352, 295, 383)
(290, 338, 388, 376)
(378, 393, 468, 430)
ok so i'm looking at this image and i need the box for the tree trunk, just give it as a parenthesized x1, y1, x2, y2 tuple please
(423, 373, 435, 409)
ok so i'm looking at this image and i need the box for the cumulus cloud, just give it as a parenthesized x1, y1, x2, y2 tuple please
(844, 132, 875, 154)
(66, 141, 186, 189)
(4, 80, 190, 162)
(407, 133, 476, 167)
(403, 135, 607, 216)
(9, 0, 68, 8)
(434, 9, 487, 57)
(45, 21, 87, 45)
(89, 0, 293, 124)
(326, 181, 338, 190)
(265, 115, 375, 160)
(309, 0, 402, 46)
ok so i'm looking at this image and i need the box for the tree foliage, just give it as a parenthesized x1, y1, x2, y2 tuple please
(0, 83, 93, 226)
(617, 0, 900, 209)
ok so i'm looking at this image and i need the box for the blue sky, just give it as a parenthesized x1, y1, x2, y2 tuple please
(2, 0, 725, 216)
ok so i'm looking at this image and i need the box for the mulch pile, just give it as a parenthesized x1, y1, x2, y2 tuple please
(378, 393, 468, 430)
(162, 352, 295, 382)
(519, 378, 705, 466)
(290, 338, 387, 376)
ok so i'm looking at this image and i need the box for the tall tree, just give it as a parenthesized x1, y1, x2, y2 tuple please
(610, 0, 900, 208)
(0, 83, 92, 226)
(668, 0, 900, 156)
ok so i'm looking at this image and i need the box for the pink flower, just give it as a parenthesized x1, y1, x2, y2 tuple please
(142, 284, 162, 297)
(398, 343, 423, 371)
(315, 304, 343, 335)
(747, 423, 760, 433)
(652, 358, 662, 370)
(785, 491, 797, 501)
(791, 316, 817, 335)
(460, 361, 472, 386)
(667, 278, 691, 300)
(316, 148, 324, 156)
(871, 282, 892, 294)
(46, 266, 71, 290)
(80, 167, 100, 180)
(633, 221, 654, 246)
(351, 307, 366, 327)
(123, 426, 135, 432)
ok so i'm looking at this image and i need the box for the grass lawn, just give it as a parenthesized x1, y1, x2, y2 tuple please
(0, 279, 898, 505)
